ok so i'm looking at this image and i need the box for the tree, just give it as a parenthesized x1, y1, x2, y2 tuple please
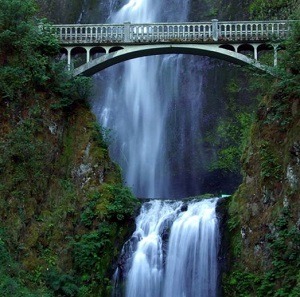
(0, 0, 61, 101)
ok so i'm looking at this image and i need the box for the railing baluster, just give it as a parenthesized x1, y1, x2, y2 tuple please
(186, 25, 189, 41)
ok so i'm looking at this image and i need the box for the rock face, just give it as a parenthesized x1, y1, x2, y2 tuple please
(36, 0, 115, 23)
(0, 3, 139, 291)
(0, 92, 139, 295)
(36, 0, 84, 23)
(223, 89, 300, 295)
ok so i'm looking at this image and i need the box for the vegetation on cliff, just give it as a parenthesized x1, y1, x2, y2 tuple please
(223, 3, 300, 296)
(0, 0, 139, 296)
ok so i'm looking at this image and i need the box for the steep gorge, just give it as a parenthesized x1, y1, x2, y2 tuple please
(0, 0, 299, 296)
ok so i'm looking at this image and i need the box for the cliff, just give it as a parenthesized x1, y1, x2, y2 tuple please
(223, 7, 300, 295)
(0, 1, 139, 296)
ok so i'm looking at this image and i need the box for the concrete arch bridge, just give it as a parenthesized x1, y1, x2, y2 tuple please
(52, 19, 293, 76)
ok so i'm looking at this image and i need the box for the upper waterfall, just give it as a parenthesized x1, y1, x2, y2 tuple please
(90, 0, 213, 198)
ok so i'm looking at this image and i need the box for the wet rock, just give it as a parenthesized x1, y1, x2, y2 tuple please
(254, 244, 261, 256)
(48, 123, 57, 134)
(98, 166, 105, 183)
(283, 196, 289, 208)
(262, 187, 275, 205)
(241, 227, 246, 239)
(268, 223, 276, 235)
(286, 164, 298, 189)
(246, 175, 254, 184)
(250, 203, 259, 217)
(77, 163, 92, 176)
(290, 141, 300, 164)
(291, 99, 299, 116)
(84, 142, 91, 160)
(181, 203, 188, 212)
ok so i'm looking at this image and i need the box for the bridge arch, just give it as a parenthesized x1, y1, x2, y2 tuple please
(90, 46, 106, 60)
(71, 46, 87, 55)
(237, 43, 255, 59)
(72, 44, 272, 77)
(219, 44, 235, 52)
(109, 46, 125, 53)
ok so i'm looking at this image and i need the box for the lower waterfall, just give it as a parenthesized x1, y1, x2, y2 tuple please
(113, 198, 220, 297)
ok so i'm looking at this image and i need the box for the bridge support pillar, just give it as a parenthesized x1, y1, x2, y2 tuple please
(67, 48, 71, 70)
(86, 48, 90, 63)
(253, 44, 259, 60)
(273, 44, 279, 67)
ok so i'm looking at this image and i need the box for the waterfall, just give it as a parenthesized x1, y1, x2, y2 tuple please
(90, 0, 210, 198)
(89, 0, 221, 295)
(113, 199, 220, 297)
(163, 200, 219, 297)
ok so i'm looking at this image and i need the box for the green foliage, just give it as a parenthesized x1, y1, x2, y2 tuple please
(0, 0, 37, 30)
(0, 118, 50, 200)
(224, 8, 300, 296)
(275, 20, 300, 99)
(223, 270, 261, 297)
(224, 207, 300, 296)
(260, 96, 292, 128)
(73, 186, 139, 294)
(91, 122, 112, 149)
(259, 141, 282, 181)
(0, 1, 131, 297)
(248, 14, 300, 101)
(249, 0, 299, 19)
(81, 185, 139, 226)
(73, 224, 112, 274)
(50, 65, 92, 110)
(0, 66, 30, 100)
(45, 269, 79, 297)
(206, 79, 256, 173)
(102, 184, 140, 221)
(0, 0, 59, 100)
(71, 221, 121, 295)
(258, 207, 300, 296)
(0, 0, 91, 108)
(0, 229, 53, 296)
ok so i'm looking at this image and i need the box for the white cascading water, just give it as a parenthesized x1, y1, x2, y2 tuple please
(163, 200, 219, 297)
(90, 0, 221, 296)
(91, 0, 207, 198)
(113, 199, 220, 297)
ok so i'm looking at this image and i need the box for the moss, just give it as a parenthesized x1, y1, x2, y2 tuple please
(223, 67, 300, 297)
(0, 96, 138, 296)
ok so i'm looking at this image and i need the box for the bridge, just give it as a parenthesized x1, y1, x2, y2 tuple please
(52, 19, 293, 76)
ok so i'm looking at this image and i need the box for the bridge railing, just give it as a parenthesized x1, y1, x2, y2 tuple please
(51, 20, 292, 44)
(126, 22, 213, 42)
(218, 21, 290, 41)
